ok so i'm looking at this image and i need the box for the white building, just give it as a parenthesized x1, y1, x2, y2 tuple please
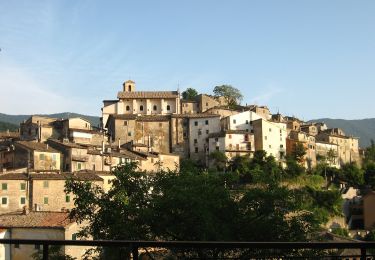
(252, 118, 287, 162)
(208, 130, 254, 161)
(221, 110, 262, 132)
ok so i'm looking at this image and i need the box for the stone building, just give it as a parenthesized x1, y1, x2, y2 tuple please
(102, 80, 180, 128)
(315, 141, 340, 168)
(0, 171, 104, 214)
(205, 107, 240, 119)
(300, 123, 319, 136)
(248, 105, 272, 120)
(106, 114, 171, 153)
(181, 100, 199, 114)
(286, 130, 317, 169)
(20, 116, 58, 142)
(0, 141, 61, 171)
(316, 128, 360, 166)
(0, 211, 91, 259)
(0, 173, 28, 214)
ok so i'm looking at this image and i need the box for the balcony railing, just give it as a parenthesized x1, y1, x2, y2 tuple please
(2, 239, 375, 260)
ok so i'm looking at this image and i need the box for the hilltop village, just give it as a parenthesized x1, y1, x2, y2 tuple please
(0, 80, 370, 258)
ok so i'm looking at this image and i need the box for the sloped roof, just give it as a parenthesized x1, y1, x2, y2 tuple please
(16, 141, 59, 153)
(0, 211, 73, 229)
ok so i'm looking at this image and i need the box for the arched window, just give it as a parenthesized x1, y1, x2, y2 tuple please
(140, 105, 144, 111)
(126, 106, 130, 111)
(166, 105, 171, 111)
(153, 105, 157, 111)
(128, 85, 132, 92)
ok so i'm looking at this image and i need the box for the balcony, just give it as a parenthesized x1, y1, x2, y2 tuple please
(1, 239, 375, 259)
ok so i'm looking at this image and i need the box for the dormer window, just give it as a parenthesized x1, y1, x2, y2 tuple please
(128, 85, 132, 91)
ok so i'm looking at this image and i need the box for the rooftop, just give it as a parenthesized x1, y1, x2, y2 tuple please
(0, 211, 72, 229)
(117, 91, 179, 99)
(15, 141, 59, 153)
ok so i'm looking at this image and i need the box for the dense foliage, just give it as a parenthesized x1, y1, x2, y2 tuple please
(66, 151, 344, 258)
(181, 88, 198, 100)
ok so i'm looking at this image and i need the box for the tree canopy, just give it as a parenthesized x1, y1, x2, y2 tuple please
(65, 155, 343, 258)
(213, 85, 243, 107)
(182, 88, 198, 100)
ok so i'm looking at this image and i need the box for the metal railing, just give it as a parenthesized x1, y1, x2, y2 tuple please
(1, 239, 375, 259)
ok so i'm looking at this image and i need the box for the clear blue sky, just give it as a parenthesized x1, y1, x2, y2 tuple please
(0, 0, 374, 120)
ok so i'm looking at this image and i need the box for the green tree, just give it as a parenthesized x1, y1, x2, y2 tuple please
(209, 151, 227, 172)
(364, 162, 375, 189)
(213, 85, 243, 107)
(338, 162, 364, 187)
(292, 143, 306, 163)
(182, 88, 198, 100)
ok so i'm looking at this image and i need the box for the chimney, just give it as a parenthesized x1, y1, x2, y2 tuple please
(22, 206, 29, 215)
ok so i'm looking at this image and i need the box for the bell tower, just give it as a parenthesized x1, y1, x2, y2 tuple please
(123, 80, 136, 92)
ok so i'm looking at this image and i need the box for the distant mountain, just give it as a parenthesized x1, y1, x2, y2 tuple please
(0, 113, 101, 128)
(309, 118, 375, 148)
(0, 121, 18, 132)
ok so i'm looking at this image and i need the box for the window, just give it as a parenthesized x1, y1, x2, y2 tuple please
(15, 244, 20, 249)
(52, 154, 57, 161)
(126, 105, 130, 111)
(194, 139, 198, 144)
(1, 183, 7, 190)
(198, 130, 202, 136)
(265, 136, 267, 140)
(128, 85, 132, 91)
(280, 145, 284, 148)
(124, 121, 128, 126)
(128, 132, 132, 136)
(43, 197, 49, 205)
(194, 121, 198, 126)
(206, 102, 209, 106)
(140, 105, 144, 111)
(43, 180, 49, 188)
(246, 120, 249, 124)
(269, 145, 272, 148)
(215, 138, 218, 142)
(153, 105, 157, 111)
(39, 154, 45, 160)
(35, 244, 41, 250)
(280, 129, 282, 134)
(72, 233, 77, 240)
(77, 163, 82, 170)
(205, 120, 209, 125)
(269, 128, 272, 132)
(66, 195, 70, 203)
(233, 119, 236, 124)
(216, 146, 219, 151)
(229, 135, 232, 139)
(159, 123, 162, 127)
(206, 130, 209, 134)
(166, 105, 171, 111)
(250, 121, 253, 125)
(195, 147, 199, 153)
(1, 197, 7, 205)
(20, 183, 26, 191)
(20, 197, 26, 205)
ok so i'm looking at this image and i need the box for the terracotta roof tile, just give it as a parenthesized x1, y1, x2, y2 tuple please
(0, 212, 73, 228)
(0, 173, 28, 180)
